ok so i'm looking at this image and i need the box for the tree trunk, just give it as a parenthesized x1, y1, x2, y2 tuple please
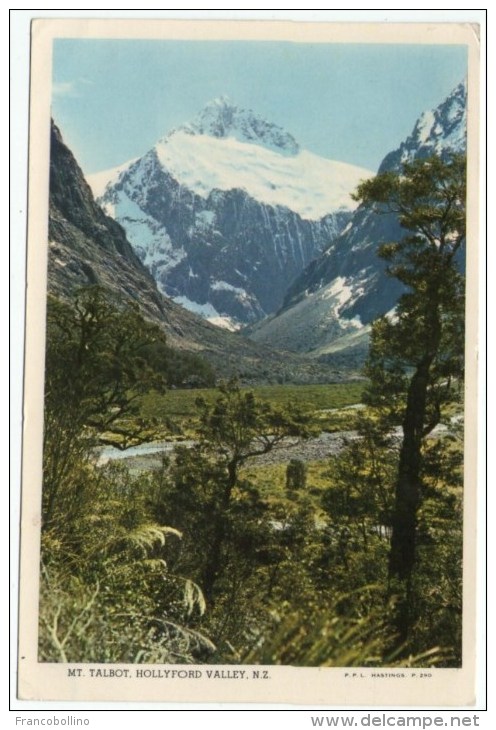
(202, 458, 238, 602)
(202, 517, 225, 602)
(388, 362, 429, 642)
(389, 363, 429, 585)
(387, 264, 444, 644)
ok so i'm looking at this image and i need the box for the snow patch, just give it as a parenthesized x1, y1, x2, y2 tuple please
(155, 131, 373, 221)
(173, 296, 220, 319)
(87, 158, 137, 199)
(208, 317, 241, 332)
(172, 295, 240, 331)
(321, 276, 354, 309)
(416, 110, 435, 144)
(211, 280, 246, 295)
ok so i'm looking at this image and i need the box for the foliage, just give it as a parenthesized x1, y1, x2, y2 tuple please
(139, 381, 366, 435)
(45, 288, 166, 442)
(323, 413, 397, 526)
(39, 287, 217, 662)
(43, 288, 167, 527)
(39, 247, 464, 666)
(286, 459, 307, 491)
(151, 380, 315, 607)
(352, 152, 466, 645)
(147, 378, 462, 666)
(243, 586, 449, 667)
(355, 153, 466, 424)
(39, 462, 214, 663)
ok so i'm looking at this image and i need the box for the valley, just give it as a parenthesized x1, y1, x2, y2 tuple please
(96, 381, 367, 468)
(38, 69, 468, 669)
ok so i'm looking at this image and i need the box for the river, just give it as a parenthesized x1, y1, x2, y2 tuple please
(96, 431, 359, 470)
(96, 417, 457, 471)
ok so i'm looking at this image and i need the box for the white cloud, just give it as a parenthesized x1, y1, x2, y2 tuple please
(52, 81, 78, 97)
(53, 77, 93, 98)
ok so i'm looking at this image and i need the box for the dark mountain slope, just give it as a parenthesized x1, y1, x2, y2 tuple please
(247, 80, 467, 357)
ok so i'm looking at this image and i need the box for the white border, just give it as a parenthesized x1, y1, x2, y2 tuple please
(9, 7, 488, 721)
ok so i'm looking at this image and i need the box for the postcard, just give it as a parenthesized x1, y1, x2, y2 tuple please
(17, 17, 480, 705)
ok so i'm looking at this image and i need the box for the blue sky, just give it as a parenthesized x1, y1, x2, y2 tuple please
(52, 39, 467, 174)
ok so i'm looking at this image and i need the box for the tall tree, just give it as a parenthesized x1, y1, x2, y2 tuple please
(43, 287, 167, 527)
(353, 153, 466, 640)
(158, 380, 315, 602)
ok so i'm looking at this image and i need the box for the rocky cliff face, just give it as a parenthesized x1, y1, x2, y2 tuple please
(48, 121, 168, 324)
(378, 79, 467, 173)
(89, 97, 372, 328)
(247, 80, 467, 358)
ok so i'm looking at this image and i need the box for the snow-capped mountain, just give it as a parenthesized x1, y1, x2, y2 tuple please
(248, 80, 467, 357)
(176, 95, 300, 155)
(378, 79, 467, 172)
(88, 97, 373, 328)
(49, 120, 345, 383)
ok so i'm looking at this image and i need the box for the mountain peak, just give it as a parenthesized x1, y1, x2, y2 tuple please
(379, 78, 467, 173)
(411, 78, 466, 150)
(206, 94, 235, 108)
(171, 97, 301, 156)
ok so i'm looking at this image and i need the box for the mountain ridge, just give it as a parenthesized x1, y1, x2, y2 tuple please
(48, 119, 357, 383)
(247, 80, 467, 357)
(88, 99, 373, 328)
(172, 95, 301, 156)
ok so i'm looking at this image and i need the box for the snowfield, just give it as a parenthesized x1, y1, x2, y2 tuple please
(154, 131, 373, 221)
(88, 94, 374, 223)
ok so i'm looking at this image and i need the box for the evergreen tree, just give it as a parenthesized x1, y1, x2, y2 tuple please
(43, 287, 167, 527)
(353, 153, 466, 641)
(156, 380, 314, 603)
